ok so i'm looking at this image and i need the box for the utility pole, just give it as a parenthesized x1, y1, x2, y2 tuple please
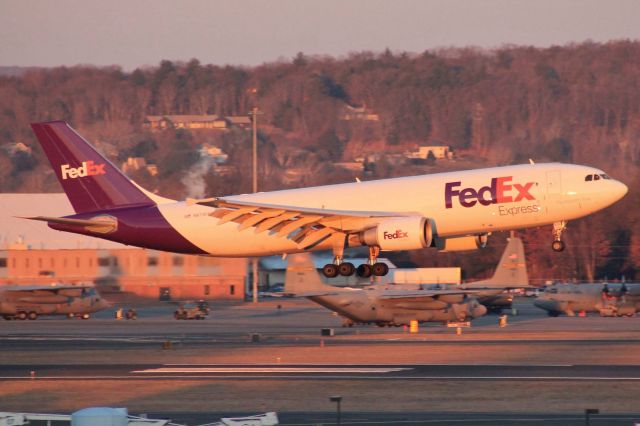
(251, 106, 259, 194)
(248, 106, 263, 303)
(330, 396, 342, 425)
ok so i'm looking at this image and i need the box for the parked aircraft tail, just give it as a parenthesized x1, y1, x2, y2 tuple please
(284, 254, 339, 296)
(31, 121, 165, 214)
(465, 237, 529, 288)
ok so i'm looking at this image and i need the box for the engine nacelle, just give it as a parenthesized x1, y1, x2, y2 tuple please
(360, 217, 433, 251)
(435, 234, 488, 252)
(616, 304, 636, 317)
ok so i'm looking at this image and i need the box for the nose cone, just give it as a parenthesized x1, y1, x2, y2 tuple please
(472, 304, 487, 318)
(533, 298, 555, 312)
(614, 180, 629, 201)
(97, 298, 111, 310)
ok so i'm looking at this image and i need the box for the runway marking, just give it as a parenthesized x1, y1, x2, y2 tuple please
(132, 367, 412, 374)
(290, 417, 640, 424)
(4, 375, 640, 381)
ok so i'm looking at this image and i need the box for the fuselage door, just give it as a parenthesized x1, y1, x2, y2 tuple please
(545, 170, 562, 217)
(546, 170, 562, 196)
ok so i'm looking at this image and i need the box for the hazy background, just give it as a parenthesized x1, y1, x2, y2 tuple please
(1, 0, 639, 69)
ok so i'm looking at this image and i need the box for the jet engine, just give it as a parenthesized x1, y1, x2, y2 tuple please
(434, 234, 488, 252)
(359, 216, 433, 251)
(452, 299, 487, 320)
(616, 305, 637, 317)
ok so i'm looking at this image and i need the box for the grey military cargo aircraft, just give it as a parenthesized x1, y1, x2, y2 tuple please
(534, 282, 640, 317)
(383, 236, 530, 314)
(285, 254, 490, 326)
(284, 236, 531, 326)
(0, 284, 109, 320)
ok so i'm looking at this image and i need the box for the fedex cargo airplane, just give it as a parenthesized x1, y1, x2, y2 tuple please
(26, 121, 627, 278)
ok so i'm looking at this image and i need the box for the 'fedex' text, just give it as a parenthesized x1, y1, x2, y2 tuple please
(61, 161, 106, 180)
(445, 176, 535, 209)
(383, 230, 409, 240)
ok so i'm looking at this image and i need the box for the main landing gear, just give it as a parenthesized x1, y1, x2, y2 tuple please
(321, 246, 389, 278)
(551, 221, 567, 252)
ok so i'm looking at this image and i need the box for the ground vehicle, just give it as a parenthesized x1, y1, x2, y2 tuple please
(196, 300, 210, 315)
(174, 303, 207, 320)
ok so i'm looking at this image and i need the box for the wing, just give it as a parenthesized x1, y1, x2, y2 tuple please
(1, 285, 91, 304)
(378, 289, 484, 300)
(2, 284, 93, 292)
(193, 197, 413, 250)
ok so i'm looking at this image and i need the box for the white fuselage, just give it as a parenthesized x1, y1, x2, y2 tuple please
(157, 163, 627, 256)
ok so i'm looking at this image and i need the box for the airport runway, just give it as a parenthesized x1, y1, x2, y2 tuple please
(3, 363, 640, 381)
(2, 297, 640, 422)
(144, 411, 640, 426)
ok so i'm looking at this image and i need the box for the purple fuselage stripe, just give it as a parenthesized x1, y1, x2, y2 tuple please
(49, 205, 207, 255)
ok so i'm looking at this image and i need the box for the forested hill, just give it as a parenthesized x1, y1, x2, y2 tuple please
(0, 40, 639, 281)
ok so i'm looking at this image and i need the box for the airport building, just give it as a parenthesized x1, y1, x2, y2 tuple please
(0, 194, 247, 301)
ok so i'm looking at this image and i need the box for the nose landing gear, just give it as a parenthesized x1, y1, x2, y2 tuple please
(551, 221, 567, 252)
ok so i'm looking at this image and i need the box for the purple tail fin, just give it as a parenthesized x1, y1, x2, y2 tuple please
(31, 121, 155, 214)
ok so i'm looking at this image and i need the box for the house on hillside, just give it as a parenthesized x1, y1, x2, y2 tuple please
(407, 145, 453, 160)
(200, 145, 229, 164)
(334, 161, 364, 173)
(2, 142, 32, 156)
(226, 116, 252, 129)
(169, 115, 222, 129)
(144, 115, 171, 130)
(340, 105, 380, 121)
(144, 115, 252, 131)
(121, 157, 159, 176)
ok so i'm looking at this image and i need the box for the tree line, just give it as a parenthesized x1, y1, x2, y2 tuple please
(0, 40, 639, 282)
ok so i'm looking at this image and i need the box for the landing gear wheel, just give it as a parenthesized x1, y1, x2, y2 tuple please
(372, 262, 389, 276)
(3, 315, 12, 321)
(547, 311, 560, 317)
(322, 264, 339, 278)
(17, 311, 27, 320)
(356, 263, 373, 278)
(338, 262, 355, 276)
(551, 240, 565, 252)
(551, 221, 567, 252)
(27, 312, 37, 320)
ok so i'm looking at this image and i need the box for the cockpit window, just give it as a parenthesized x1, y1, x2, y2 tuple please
(585, 175, 593, 181)
(600, 174, 611, 180)
(593, 174, 600, 180)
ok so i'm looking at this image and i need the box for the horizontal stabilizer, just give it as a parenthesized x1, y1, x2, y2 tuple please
(19, 215, 117, 234)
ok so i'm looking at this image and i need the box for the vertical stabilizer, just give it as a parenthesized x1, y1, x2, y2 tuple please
(31, 121, 155, 214)
(285, 254, 337, 295)
(466, 237, 529, 288)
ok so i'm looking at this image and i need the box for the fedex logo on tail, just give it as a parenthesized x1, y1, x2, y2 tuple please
(61, 161, 106, 180)
(445, 176, 535, 209)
